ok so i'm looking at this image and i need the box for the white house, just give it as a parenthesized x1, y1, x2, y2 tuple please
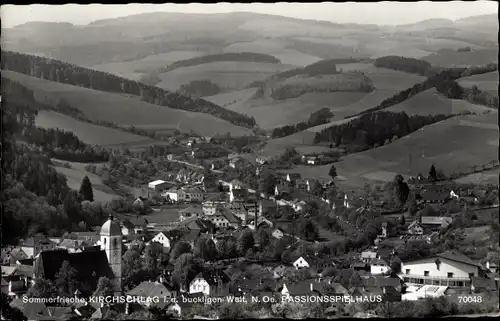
(370, 258, 390, 275)
(151, 232, 171, 250)
(189, 271, 228, 296)
(361, 251, 378, 263)
(400, 250, 481, 288)
(163, 188, 186, 202)
(450, 190, 460, 200)
(202, 201, 224, 216)
(292, 256, 311, 270)
(408, 221, 424, 235)
(344, 194, 351, 208)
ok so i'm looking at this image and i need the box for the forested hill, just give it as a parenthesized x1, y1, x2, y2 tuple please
(1, 50, 256, 129)
(159, 52, 281, 73)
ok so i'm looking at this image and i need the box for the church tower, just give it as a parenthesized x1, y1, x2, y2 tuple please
(100, 214, 122, 295)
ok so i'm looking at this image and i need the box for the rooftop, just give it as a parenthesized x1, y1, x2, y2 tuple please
(149, 180, 167, 186)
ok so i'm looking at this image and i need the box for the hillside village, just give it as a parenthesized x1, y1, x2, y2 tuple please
(1, 4, 499, 321)
(2, 135, 499, 319)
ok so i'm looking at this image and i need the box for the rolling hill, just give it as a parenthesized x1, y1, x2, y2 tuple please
(458, 71, 499, 97)
(3, 70, 253, 137)
(422, 49, 498, 68)
(156, 61, 295, 92)
(288, 111, 498, 187)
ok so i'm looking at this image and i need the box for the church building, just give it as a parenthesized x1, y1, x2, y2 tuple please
(33, 215, 123, 296)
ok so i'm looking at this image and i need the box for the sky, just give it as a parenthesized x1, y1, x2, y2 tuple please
(1, 2, 497, 28)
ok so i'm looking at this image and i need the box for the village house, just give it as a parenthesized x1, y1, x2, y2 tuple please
(202, 200, 225, 216)
(120, 219, 138, 236)
(71, 231, 100, 244)
(407, 221, 424, 235)
(286, 173, 302, 187)
(19, 236, 57, 258)
(417, 216, 453, 232)
(163, 188, 186, 203)
(126, 281, 172, 309)
(179, 205, 204, 222)
(370, 258, 390, 275)
(400, 250, 483, 288)
(302, 155, 319, 165)
(148, 180, 174, 193)
(178, 218, 215, 234)
(189, 270, 230, 296)
(132, 196, 148, 210)
(271, 228, 285, 239)
(206, 208, 242, 229)
(184, 186, 204, 203)
(229, 157, 246, 169)
(151, 232, 173, 250)
(292, 255, 334, 272)
(417, 188, 450, 204)
(361, 251, 378, 264)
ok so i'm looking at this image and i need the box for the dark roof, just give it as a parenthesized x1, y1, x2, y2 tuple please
(363, 276, 401, 290)
(287, 173, 302, 180)
(121, 219, 136, 230)
(179, 205, 204, 215)
(437, 250, 480, 267)
(231, 189, 249, 201)
(127, 281, 172, 301)
(219, 208, 242, 224)
(192, 270, 230, 286)
(419, 189, 449, 201)
(179, 230, 202, 243)
(34, 249, 115, 293)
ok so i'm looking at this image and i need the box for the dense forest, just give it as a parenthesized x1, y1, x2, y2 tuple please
(462, 85, 499, 109)
(314, 111, 453, 151)
(2, 98, 110, 245)
(158, 52, 281, 73)
(374, 56, 432, 76)
(271, 108, 335, 138)
(178, 80, 221, 98)
(348, 65, 498, 117)
(1, 50, 256, 128)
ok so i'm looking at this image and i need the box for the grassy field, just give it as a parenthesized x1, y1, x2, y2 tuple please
(91, 50, 208, 80)
(3, 70, 252, 137)
(204, 88, 259, 107)
(336, 63, 427, 91)
(455, 167, 500, 185)
(386, 88, 492, 116)
(271, 49, 322, 67)
(156, 61, 295, 91)
(52, 161, 120, 202)
(458, 71, 499, 97)
(463, 225, 491, 243)
(222, 39, 288, 54)
(35, 110, 160, 147)
(286, 112, 498, 187)
(422, 49, 498, 68)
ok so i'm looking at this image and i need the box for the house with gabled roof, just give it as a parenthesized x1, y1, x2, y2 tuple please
(20, 236, 57, 258)
(189, 270, 230, 296)
(400, 250, 482, 288)
(126, 281, 172, 308)
(179, 205, 204, 222)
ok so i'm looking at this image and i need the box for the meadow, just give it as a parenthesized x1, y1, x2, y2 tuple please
(91, 50, 209, 80)
(457, 71, 499, 97)
(386, 88, 492, 116)
(35, 110, 159, 147)
(421, 49, 498, 68)
(455, 167, 500, 186)
(52, 162, 120, 203)
(156, 61, 295, 91)
(3, 70, 252, 137)
(336, 63, 427, 91)
(286, 112, 498, 187)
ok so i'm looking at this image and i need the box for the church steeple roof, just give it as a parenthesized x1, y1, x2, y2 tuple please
(100, 214, 122, 236)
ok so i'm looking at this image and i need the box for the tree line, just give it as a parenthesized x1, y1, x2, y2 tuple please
(254, 58, 364, 98)
(374, 56, 432, 76)
(271, 108, 334, 138)
(313, 111, 452, 151)
(1, 50, 257, 128)
(349, 63, 498, 117)
(2, 95, 111, 244)
(158, 52, 281, 73)
(178, 79, 221, 98)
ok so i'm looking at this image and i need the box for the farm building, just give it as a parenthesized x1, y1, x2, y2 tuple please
(148, 180, 174, 192)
